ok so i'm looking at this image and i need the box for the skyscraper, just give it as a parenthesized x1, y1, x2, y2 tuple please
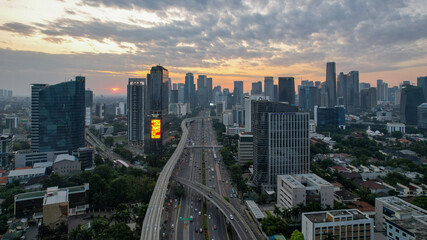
(278, 77, 295, 104)
(184, 73, 196, 110)
(264, 77, 274, 100)
(326, 62, 337, 107)
(273, 84, 278, 101)
(233, 81, 244, 106)
(145, 65, 169, 153)
(299, 86, 318, 112)
(197, 75, 209, 107)
(252, 101, 309, 191)
(377, 79, 389, 102)
(31, 77, 85, 153)
(251, 81, 262, 95)
(360, 87, 377, 112)
(85, 89, 93, 127)
(127, 78, 145, 145)
(207, 77, 213, 103)
(417, 76, 427, 101)
(400, 85, 424, 125)
(360, 83, 371, 90)
(177, 83, 185, 103)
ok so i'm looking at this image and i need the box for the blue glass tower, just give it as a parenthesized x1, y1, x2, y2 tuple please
(31, 77, 85, 153)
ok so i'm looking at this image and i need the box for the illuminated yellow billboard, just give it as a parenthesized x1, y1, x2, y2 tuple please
(151, 119, 161, 139)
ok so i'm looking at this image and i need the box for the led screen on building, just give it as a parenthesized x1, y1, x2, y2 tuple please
(151, 119, 161, 139)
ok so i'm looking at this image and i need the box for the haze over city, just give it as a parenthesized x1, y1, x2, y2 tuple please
(1, 0, 427, 95)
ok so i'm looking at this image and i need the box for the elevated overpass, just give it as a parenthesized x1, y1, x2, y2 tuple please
(173, 177, 257, 240)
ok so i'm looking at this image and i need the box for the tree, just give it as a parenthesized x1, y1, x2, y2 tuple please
(324, 231, 335, 240)
(101, 222, 133, 240)
(261, 215, 287, 236)
(70, 224, 92, 240)
(290, 229, 304, 240)
(412, 197, 427, 210)
(103, 137, 114, 147)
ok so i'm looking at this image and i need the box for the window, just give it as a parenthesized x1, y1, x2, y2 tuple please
(402, 233, 406, 237)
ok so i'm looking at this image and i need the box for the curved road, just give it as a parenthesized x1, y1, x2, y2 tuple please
(174, 177, 257, 240)
(140, 118, 192, 240)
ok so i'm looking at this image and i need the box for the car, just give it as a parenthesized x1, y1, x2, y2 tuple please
(199, 228, 203, 233)
(190, 216, 193, 222)
(229, 215, 234, 220)
(213, 225, 217, 230)
(198, 211, 201, 216)
(208, 214, 211, 219)
(195, 228, 198, 233)
(171, 224, 174, 229)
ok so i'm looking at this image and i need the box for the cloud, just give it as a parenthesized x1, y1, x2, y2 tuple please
(0, 22, 36, 36)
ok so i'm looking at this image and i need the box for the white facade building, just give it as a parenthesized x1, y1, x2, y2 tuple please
(386, 122, 405, 134)
(244, 95, 270, 132)
(277, 174, 334, 209)
(375, 197, 427, 240)
(302, 209, 374, 240)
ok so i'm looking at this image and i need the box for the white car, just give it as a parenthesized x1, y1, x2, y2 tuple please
(208, 214, 211, 219)
(198, 211, 202, 216)
(229, 215, 234, 220)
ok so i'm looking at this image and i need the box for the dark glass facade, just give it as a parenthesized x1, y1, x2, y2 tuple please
(315, 106, 345, 128)
(145, 65, 169, 153)
(400, 85, 425, 125)
(278, 77, 295, 104)
(31, 77, 85, 153)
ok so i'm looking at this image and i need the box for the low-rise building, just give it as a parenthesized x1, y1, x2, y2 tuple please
(53, 154, 81, 176)
(386, 122, 405, 134)
(72, 147, 95, 170)
(277, 174, 334, 209)
(302, 209, 374, 240)
(14, 150, 68, 168)
(334, 190, 360, 204)
(238, 132, 253, 166)
(8, 167, 46, 183)
(14, 183, 89, 218)
(375, 197, 427, 240)
(42, 187, 69, 238)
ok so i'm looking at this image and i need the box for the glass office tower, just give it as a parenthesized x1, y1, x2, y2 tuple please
(31, 77, 85, 153)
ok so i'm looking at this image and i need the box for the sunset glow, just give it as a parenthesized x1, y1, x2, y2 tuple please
(111, 88, 119, 93)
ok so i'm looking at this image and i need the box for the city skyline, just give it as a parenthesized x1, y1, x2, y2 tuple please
(1, 0, 427, 95)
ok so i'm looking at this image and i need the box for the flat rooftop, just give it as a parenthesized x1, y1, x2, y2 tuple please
(245, 200, 265, 219)
(44, 190, 68, 205)
(378, 197, 427, 217)
(304, 209, 369, 223)
(387, 217, 427, 239)
(15, 184, 89, 202)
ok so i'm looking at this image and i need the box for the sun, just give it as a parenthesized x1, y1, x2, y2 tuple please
(111, 87, 119, 93)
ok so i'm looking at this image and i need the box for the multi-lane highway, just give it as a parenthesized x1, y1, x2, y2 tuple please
(140, 118, 192, 240)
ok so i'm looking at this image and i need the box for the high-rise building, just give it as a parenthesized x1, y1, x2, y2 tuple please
(177, 83, 185, 103)
(273, 84, 278, 101)
(252, 101, 309, 191)
(418, 103, 427, 129)
(170, 90, 178, 103)
(278, 77, 295, 104)
(238, 132, 253, 166)
(299, 86, 318, 112)
(145, 66, 169, 153)
(184, 73, 196, 110)
(359, 82, 371, 90)
(326, 62, 337, 107)
(377, 79, 389, 102)
(127, 78, 145, 145)
(264, 77, 274, 100)
(0, 134, 13, 167)
(360, 87, 377, 112)
(206, 77, 213, 103)
(197, 75, 209, 107)
(417, 76, 427, 101)
(31, 77, 85, 153)
(85, 89, 93, 127)
(251, 81, 262, 95)
(400, 84, 425, 125)
(234, 81, 244, 106)
(314, 106, 346, 129)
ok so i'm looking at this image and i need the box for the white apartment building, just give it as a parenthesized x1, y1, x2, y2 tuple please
(302, 209, 374, 240)
(375, 197, 427, 240)
(277, 174, 334, 209)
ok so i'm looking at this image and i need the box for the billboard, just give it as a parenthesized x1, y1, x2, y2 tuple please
(151, 119, 161, 139)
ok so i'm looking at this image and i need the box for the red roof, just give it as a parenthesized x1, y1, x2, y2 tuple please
(362, 181, 386, 190)
(398, 138, 412, 144)
(15, 167, 32, 170)
(347, 201, 375, 212)
(0, 176, 8, 185)
(330, 166, 349, 172)
(331, 182, 344, 188)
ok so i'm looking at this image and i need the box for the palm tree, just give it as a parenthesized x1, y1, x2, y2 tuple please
(273, 205, 282, 217)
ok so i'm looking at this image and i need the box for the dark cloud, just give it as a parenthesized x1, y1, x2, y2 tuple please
(0, 22, 35, 36)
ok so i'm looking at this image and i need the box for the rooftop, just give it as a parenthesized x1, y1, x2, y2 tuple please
(278, 173, 333, 189)
(44, 188, 68, 205)
(8, 168, 46, 177)
(377, 197, 427, 217)
(54, 154, 76, 163)
(386, 217, 427, 239)
(33, 162, 53, 168)
(304, 209, 370, 223)
(15, 184, 89, 201)
(245, 200, 265, 219)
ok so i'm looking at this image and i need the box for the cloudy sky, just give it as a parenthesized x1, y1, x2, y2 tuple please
(1, 0, 427, 96)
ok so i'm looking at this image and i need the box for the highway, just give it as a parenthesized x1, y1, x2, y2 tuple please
(140, 118, 192, 240)
(174, 177, 257, 240)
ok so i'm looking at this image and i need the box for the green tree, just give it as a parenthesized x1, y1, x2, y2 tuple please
(290, 229, 304, 240)
(69, 224, 92, 240)
(412, 197, 427, 210)
(101, 222, 133, 240)
(261, 214, 287, 236)
(103, 136, 114, 147)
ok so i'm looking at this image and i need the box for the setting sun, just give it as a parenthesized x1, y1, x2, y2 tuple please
(111, 87, 119, 92)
